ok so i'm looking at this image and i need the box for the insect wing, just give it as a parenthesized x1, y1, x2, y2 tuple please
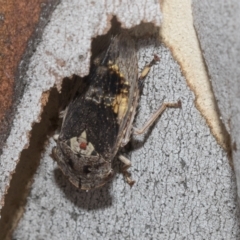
(55, 33, 138, 190)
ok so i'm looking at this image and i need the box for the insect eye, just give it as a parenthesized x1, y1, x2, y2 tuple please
(83, 165, 91, 174)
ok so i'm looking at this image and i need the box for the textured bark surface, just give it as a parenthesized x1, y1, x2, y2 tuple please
(1, 0, 239, 239)
(192, 1, 240, 201)
(159, 0, 230, 151)
(14, 40, 239, 239)
(0, 0, 59, 155)
(0, 0, 162, 238)
(0, 0, 161, 208)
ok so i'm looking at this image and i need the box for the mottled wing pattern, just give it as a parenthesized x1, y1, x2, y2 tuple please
(105, 33, 138, 152)
(55, 33, 138, 190)
(61, 33, 138, 158)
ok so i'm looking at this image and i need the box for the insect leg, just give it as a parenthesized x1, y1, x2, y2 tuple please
(139, 54, 160, 80)
(133, 100, 181, 135)
(118, 155, 136, 187)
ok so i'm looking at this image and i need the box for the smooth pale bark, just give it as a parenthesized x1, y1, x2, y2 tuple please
(192, 1, 240, 203)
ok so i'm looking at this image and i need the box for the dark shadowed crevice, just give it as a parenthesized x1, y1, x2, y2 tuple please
(0, 74, 91, 239)
(0, 17, 161, 239)
(0, 88, 59, 240)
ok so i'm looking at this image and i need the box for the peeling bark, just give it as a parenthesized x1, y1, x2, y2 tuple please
(0, 0, 239, 239)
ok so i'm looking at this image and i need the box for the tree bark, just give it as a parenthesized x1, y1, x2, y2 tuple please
(0, 0, 239, 239)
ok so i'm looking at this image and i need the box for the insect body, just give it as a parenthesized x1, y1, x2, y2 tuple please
(53, 33, 181, 190)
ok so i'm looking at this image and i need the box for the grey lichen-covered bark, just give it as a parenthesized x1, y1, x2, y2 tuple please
(1, 0, 239, 239)
(192, 1, 240, 202)
(14, 40, 239, 239)
(0, 0, 161, 212)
